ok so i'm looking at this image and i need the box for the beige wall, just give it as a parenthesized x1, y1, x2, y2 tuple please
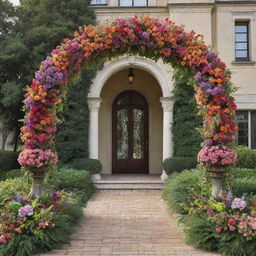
(99, 68, 163, 174)
(92, 0, 256, 110)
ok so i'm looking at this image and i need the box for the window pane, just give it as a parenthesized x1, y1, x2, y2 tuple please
(235, 25, 247, 33)
(236, 111, 249, 146)
(235, 33, 247, 42)
(133, 109, 144, 159)
(251, 111, 256, 149)
(90, 0, 107, 4)
(117, 109, 128, 159)
(235, 50, 248, 58)
(134, 0, 147, 6)
(119, 0, 132, 6)
(235, 43, 247, 50)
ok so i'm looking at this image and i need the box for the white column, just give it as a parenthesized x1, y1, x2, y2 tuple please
(87, 97, 102, 159)
(160, 97, 174, 182)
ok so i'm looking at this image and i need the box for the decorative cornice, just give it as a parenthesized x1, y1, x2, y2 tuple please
(160, 97, 174, 112)
(87, 97, 103, 110)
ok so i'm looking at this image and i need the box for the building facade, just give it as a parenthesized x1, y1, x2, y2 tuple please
(87, 0, 256, 178)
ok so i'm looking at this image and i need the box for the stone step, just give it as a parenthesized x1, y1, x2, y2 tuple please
(94, 182, 163, 190)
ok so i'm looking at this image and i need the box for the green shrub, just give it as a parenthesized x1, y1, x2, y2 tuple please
(0, 151, 20, 174)
(0, 177, 30, 207)
(233, 177, 256, 196)
(3, 169, 23, 180)
(232, 168, 256, 179)
(54, 168, 96, 203)
(65, 158, 102, 174)
(235, 146, 256, 169)
(163, 157, 197, 174)
(162, 169, 204, 214)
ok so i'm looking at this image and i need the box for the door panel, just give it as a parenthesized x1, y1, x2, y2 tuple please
(112, 90, 149, 174)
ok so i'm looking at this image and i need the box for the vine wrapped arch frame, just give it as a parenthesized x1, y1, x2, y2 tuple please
(18, 16, 237, 171)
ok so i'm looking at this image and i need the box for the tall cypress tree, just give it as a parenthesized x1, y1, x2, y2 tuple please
(172, 70, 203, 157)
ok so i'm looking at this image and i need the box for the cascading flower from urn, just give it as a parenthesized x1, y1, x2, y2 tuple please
(18, 16, 238, 197)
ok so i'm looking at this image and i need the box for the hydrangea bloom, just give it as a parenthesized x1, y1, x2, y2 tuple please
(231, 198, 247, 210)
(18, 149, 58, 168)
(198, 145, 237, 166)
(18, 205, 34, 218)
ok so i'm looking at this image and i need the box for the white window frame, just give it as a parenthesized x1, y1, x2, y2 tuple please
(232, 14, 255, 63)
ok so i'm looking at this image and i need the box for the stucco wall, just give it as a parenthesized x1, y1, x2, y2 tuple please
(99, 68, 163, 174)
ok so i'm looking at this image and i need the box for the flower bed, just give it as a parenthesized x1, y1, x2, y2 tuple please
(0, 169, 95, 256)
(162, 169, 256, 256)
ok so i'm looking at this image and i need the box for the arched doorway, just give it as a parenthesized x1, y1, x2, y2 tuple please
(112, 90, 149, 174)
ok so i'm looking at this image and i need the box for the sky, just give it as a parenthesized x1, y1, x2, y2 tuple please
(9, 0, 20, 5)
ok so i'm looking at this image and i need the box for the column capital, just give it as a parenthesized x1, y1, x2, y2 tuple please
(87, 97, 102, 111)
(160, 97, 174, 112)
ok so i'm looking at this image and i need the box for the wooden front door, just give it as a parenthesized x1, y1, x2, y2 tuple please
(112, 90, 149, 174)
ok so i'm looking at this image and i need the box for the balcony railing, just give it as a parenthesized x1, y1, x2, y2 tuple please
(90, 0, 108, 5)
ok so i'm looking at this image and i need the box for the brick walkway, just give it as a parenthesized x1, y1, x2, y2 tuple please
(41, 190, 220, 256)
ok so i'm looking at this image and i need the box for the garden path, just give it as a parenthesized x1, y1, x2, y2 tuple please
(40, 190, 220, 256)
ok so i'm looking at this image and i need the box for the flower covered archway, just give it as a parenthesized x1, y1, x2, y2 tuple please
(18, 16, 237, 198)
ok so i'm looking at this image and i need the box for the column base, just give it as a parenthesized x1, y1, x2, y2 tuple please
(92, 173, 101, 182)
(161, 170, 168, 182)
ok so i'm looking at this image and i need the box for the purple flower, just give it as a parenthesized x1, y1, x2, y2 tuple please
(231, 198, 247, 210)
(18, 205, 34, 218)
(142, 32, 150, 39)
(16, 193, 25, 204)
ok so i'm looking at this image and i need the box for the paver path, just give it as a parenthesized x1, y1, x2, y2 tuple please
(42, 190, 220, 256)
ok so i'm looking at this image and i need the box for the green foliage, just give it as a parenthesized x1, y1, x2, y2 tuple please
(232, 168, 256, 179)
(162, 169, 204, 214)
(163, 156, 197, 174)
(65, 158, 102, 174)
(184, 215, 219, 251)
(172, 69, 203, 157)
(0, 151, 20, 173)
(2, 169, 23, 180)
(55, 70, 96, 162)
(0, 202, 84, 256)
(0, 168, 95, 256)
(235, 146, 256, 169)
(0, 0, 96, 150)
(0, 177, 30, 207)
(183, 215, 256, 256)
(233, 177, 256, 196)
(54, 168, 96, 203)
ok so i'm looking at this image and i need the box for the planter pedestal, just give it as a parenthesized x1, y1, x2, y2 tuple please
(29, 168, 46, 199)
(208, 166, 226, 199)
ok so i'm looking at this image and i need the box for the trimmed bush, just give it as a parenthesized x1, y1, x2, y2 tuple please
(235, 146, 256, 169)
(163, 157, 197, 174)
(0, 151, 20, 174)
(2, 169, 23, 180)
(232, 168, 256, 179)
(162, 169, 204, 214)
(54, 168, 96, 203)
(65, 158, 102, 174)
(233, 177, 256, 196)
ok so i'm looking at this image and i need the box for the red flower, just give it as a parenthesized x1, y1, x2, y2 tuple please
(228, 219, 235, 226)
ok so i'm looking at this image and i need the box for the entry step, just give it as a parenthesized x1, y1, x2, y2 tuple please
(93, 175, 164, 190)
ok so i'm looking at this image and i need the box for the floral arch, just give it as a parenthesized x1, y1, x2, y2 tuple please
(18, 16, 237, 198)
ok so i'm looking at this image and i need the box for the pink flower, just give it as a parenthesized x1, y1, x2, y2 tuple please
(215, 226, 222, 233)
(228, 219, 235, 226)
(0, 235, 7, 244)
(229, 226, 236, 232)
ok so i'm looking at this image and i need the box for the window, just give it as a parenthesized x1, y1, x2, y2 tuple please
(90, 0, 107, 5)
(235, 22, 249, 61)
(236, 111, 256, 149)
(119, 0, 148, 7)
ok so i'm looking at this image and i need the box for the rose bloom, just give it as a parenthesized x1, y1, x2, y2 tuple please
(215, 226, 222, 233)
(228, 219, 235, 226)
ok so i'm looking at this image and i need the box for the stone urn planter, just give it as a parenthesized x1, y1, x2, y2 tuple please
(208, 165, 227, 199)
(28, 167, 47, 199)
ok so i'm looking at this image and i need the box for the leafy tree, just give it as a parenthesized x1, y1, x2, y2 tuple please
(0, 0, 96, 151)
(172, 70, 203, 157)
